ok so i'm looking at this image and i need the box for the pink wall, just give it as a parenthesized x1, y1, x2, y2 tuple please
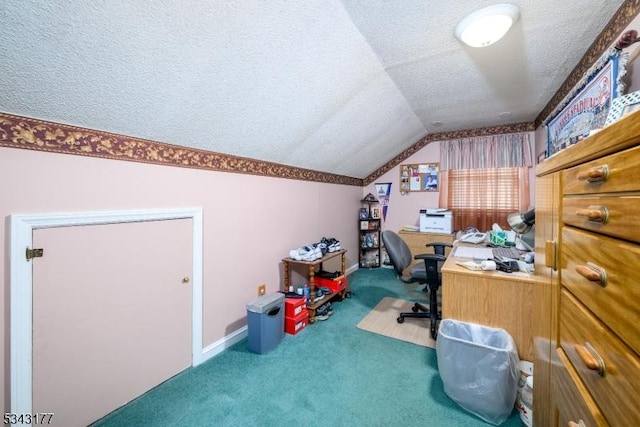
(363, 142, 442, 234)
(0, 146, 361, 412)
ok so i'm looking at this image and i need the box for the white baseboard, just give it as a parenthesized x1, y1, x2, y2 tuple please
(197, 326, 248, 365)
(346, 263, 359, 275)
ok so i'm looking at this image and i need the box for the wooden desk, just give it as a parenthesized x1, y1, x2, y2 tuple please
(441, 248, 535, 361)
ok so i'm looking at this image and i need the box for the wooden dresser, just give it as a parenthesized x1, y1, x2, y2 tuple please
(534, 110, 640, 426)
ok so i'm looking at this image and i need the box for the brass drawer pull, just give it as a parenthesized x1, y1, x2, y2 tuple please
(575, 342, 606, 376)
(575, 205, 609, 224)
(576, 165, 609, 183)
(575, 262, 607, 287)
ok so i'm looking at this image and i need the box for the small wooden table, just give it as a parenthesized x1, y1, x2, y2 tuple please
(282, 249, 347, 323)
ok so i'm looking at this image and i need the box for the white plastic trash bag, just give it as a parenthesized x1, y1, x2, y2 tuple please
(436, 319, 520, 425)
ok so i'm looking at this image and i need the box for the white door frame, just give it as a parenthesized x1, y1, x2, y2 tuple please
(9, 207, 204, 415)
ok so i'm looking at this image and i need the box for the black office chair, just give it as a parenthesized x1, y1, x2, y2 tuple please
(425, 242, 453, 256)
(381, 230, 446, 340)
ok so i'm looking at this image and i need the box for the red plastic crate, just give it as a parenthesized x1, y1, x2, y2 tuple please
(313, 275, 347, 293)
(284, 297, 306, 318)
(285, 310, 308, 335)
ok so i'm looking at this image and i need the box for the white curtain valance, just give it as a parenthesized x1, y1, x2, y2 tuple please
(440, 133, 533, 170)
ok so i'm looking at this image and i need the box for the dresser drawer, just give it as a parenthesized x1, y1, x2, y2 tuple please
(563, 195, 640, 244)
(552, 349, 607, 427)
(561, 227, 640, 354)
(559, 289, 640, 427)
(563, 145, 640, 195)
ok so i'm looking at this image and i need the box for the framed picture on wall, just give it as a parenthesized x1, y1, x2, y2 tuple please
(359, 208, 369, 220)
(399, 163, 439, 193)
(371, 207, 381, 219)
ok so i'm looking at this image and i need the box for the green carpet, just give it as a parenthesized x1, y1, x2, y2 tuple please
(92, 268, 523, 426)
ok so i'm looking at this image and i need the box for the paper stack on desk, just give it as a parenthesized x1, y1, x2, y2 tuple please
(455, 261, 483, 271)
(453, 246, 494, 260)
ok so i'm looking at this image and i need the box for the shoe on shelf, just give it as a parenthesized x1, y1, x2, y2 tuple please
(323, 237, 337, 252)
(290, 247, 311, 261)
(325, 302, 334, 316)
(315, 303, 330, 320)
(303, 244, 322, 261)
(324, 237, 341, 252)
(317, 270, 340, 279)
(317, 302, 333, 315)
(289, 248, 302, 260)
(313, 288, 325, 302)
(312, 244, 322, 260)
(317, 242, 328, 256)
(290, 245, 317, 261)
(315, 312, 330, 321)
(317, 286, 331, 295)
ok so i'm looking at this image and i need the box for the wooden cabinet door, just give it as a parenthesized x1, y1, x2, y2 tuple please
(32, 219, 193, 427)
(533, 171, 560, 427)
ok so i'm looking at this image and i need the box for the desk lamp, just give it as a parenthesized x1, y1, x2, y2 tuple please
(507, 208, 535, 234)
(508, 208, 535, 254)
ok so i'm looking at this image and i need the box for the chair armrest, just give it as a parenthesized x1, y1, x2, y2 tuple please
(425, 242, 453, 247)
(414, 254, 446, 261)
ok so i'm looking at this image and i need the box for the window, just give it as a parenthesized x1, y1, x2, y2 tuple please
(439, 132, 533, 231)
(447, 167, 528, 231)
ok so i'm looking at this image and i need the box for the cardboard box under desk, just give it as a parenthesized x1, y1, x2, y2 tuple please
(285, 310, 308, 335)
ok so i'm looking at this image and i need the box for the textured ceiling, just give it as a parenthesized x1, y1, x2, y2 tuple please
(0, 1, 626, 179)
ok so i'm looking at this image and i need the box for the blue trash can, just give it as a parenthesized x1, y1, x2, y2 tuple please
(246, 293, 285, 354)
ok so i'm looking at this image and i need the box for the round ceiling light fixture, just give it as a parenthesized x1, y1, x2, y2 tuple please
(455, 4, 520, 48)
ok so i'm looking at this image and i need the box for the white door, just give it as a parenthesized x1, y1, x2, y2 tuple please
(31, 219, 193, 427)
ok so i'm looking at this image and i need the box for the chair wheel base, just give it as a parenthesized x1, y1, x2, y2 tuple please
(397, 316, 405, 324)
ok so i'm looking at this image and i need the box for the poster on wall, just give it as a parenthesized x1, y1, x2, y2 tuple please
(375, 183, 391, 221)
(545, 50, 628, 157)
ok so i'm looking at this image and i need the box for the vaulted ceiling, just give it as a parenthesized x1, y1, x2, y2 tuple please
(0, 1, 633, 180)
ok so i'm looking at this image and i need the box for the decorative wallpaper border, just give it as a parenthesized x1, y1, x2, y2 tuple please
(0, 113, 532, 187)
(0, 113, 363, 186)
(363, 122, 534, 185)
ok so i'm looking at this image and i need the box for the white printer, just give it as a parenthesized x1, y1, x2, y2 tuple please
(419, 209, 453, 234)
